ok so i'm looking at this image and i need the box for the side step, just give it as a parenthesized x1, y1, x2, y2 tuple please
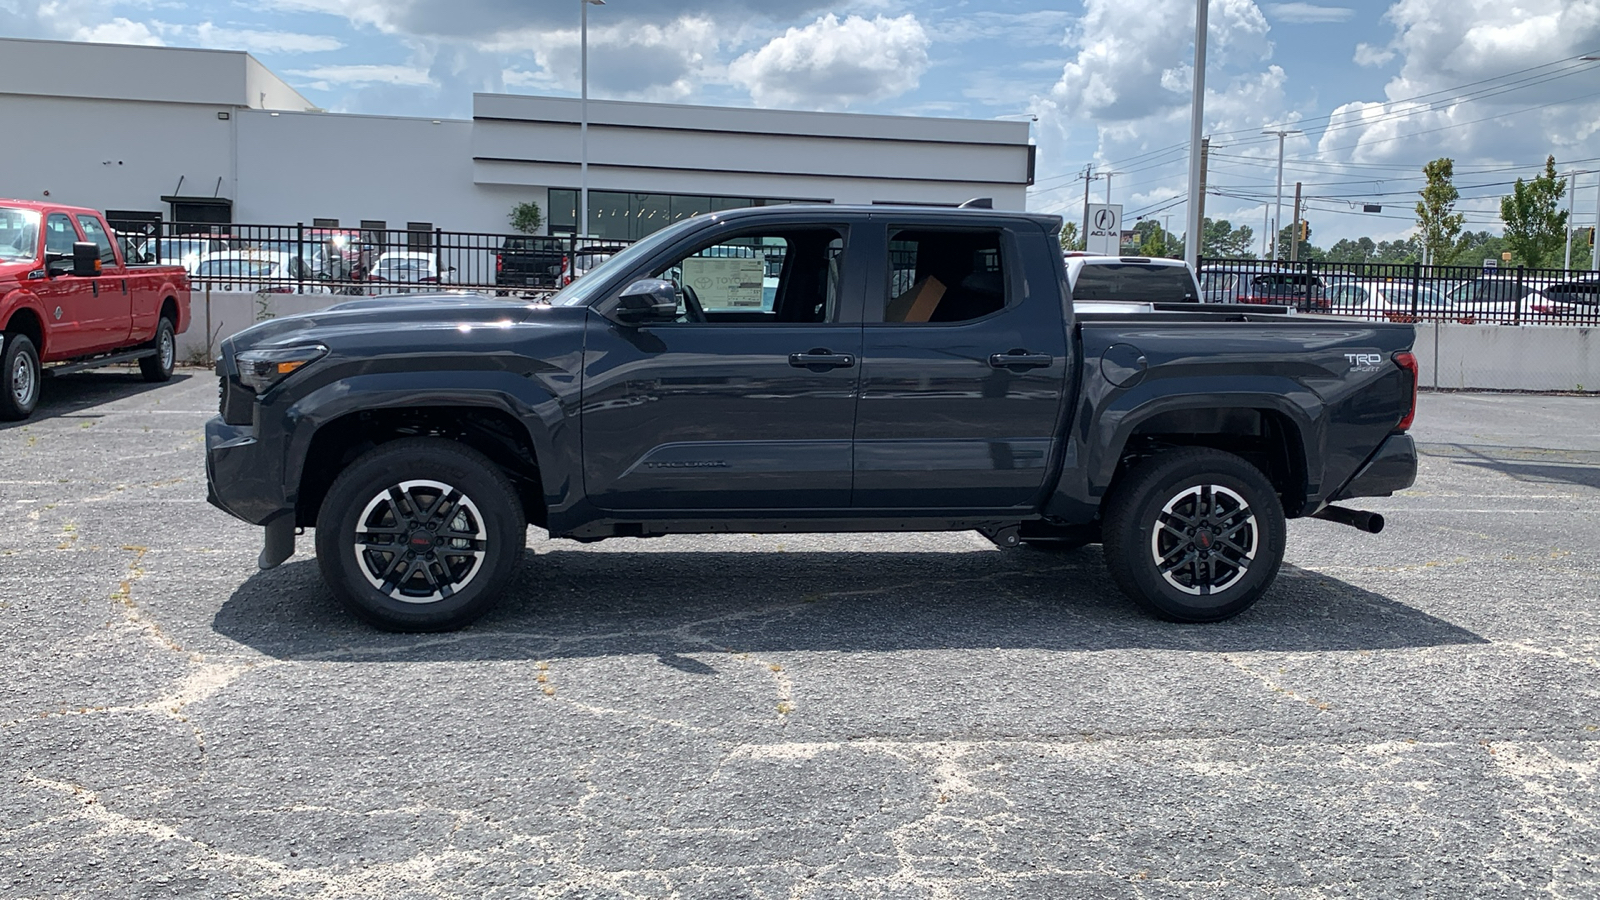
(44, 347, 157, 377)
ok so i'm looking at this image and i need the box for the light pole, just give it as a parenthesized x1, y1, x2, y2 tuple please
(579, 0, 605, 240)
(1183, 0, 1208, 269)
(1262, 128, 1301, 259)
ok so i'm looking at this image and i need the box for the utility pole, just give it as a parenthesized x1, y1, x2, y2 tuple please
(1080, 163, 1094, 252)
(1183, 0, 1209, 270)
(1594, 172, 1599, 272)
(1565, 171, 1578, 271)
(1289, 181, 1303, 263)
(1195, 138, 1210, 258)
(1262, 128, 1301, 260)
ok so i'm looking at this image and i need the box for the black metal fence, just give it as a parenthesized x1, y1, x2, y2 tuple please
(117, 221, 636, 299)
(1198, 257, 1600, 326)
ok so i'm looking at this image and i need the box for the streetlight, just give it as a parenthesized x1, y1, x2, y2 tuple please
(1183, 0, 1209, 269)
(580, 0, 605, 240)
(1262, 128, 1301, 258)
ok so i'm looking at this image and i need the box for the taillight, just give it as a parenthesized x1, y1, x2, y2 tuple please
(495, 254, 503, 273)
(419, 276, 439, 283)
(1393, 350, 1418, 431)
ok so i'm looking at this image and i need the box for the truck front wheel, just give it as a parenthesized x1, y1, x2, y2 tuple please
(1101, 448, 1285, 622)
(1, 333, 40, 421)
(315, 438, 526, 631)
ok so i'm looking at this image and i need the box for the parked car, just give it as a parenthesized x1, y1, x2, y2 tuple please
(1325, 281, 1461, 322)
(1540, 280, 1600, 322)
(208, 204, 1418, 631)
(153, 236, 230, 273)
(0, 199, 191, 420)
(1235, 272, 1328, 312)
(366, 251, 453, 294)
(1065, 255, 1203, 303)
(496, 235, 567, 292)
(564, 245, 628, 285)
(194, 251, 327, 293)
(1445, 276, 1575, 324)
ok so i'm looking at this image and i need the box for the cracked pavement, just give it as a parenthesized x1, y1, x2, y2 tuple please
(2, 373, 1598, 898)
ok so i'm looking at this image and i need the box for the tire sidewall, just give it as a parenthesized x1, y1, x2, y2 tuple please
(315, 440, 525, 631)
(1, 334, 40, 420)
(1109, 453, 1285, 622)
(140, 318, 176, 382)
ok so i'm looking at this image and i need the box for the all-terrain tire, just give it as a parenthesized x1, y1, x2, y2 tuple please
(315, 438, 526, 631)
(1101, 448, 1286, 622)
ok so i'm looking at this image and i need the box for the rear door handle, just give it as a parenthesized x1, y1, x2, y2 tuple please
(789, 349, 856, 370)
(989, 351, 1054, 370)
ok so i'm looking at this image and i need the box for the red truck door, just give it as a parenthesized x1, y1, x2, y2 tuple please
(32, 213, 99, 360)
(74, 214, 133, 350)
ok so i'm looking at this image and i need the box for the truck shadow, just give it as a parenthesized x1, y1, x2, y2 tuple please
(0, 370, 193, 430)
(212, 544, 1486, 663)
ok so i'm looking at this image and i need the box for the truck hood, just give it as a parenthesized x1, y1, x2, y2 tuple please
(224, 293, 581, 353)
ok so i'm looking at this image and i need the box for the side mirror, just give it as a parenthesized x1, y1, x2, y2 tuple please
(614, 279, 680, 324)
(73, 242, 102, 277)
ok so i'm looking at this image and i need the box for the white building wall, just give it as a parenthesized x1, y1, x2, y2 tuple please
(0, 37, 312, 109)
(0, 94, 235, 213)
(232, 111, 530, 231)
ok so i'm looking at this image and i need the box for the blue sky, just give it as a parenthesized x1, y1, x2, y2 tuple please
(5, 0, 1598, 246)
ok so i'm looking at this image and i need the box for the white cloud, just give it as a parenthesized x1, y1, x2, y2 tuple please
(728, 13, 931, 109)
(1264, 3, 1354, 24)
(192, 23, 343, 54)
(287, 64, 433, 91)
(1352, 42, 1395, 67)
(513, 16, 723, 102)
(73, 16, 163, 45)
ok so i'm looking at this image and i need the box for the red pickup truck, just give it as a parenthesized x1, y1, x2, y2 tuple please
(0, 200, 191, 420)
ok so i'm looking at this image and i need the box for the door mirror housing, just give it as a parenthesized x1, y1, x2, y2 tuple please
(614, 279, 680, 324)
(73, 242, 102, 277)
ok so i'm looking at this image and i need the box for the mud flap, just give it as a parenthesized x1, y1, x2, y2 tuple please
(259, 515, 295, 570)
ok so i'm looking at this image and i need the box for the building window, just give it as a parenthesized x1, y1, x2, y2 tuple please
(406, 222, 433, 252)
(547, 189, 821, 241)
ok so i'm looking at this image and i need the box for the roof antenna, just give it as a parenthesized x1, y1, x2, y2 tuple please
(958, 197, 994, 209)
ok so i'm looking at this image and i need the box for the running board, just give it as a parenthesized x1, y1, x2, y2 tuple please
(44, 348, 157, 377)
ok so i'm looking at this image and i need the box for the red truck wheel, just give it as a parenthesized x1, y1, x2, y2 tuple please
(1, 333, 40, 421)
(139, 317, 176, 383)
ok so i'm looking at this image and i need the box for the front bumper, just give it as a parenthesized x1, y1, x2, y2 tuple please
(205, 416, 292, 526)
(1332, 432, 1417, 501)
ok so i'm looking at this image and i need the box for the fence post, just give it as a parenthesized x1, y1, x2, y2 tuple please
(296, 222, 305, 295)
(1305, 258, 1316, 311)
(1410, 260, 1421, 320)
(1514, 265, 1525, 326)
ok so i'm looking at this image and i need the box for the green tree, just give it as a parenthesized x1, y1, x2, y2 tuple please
(1442, 230, 1508, 268)
(1326, 237, 1377, 264)
(1416, 158, 1465, 264)
(1131, 219, 1177, 258)
(508, 201, 543, 235)
(1375, 237, 1421, 263)
(1500, 155, 1568, 267)
(1200, 218, 1254, 258)
(1059, 221, 1082, 252)
(1276, 222, 1324, 262)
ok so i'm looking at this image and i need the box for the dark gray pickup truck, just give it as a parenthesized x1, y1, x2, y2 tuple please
(206, 205, 1418, 631)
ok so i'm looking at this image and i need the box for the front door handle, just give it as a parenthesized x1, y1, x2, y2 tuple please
(989, 350, 1053, 370)
(789, 349, 856, 371)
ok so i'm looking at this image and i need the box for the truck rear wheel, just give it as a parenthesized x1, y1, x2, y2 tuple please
(315, 438, 526, 631)
(1101, 448, 1285, 622)
(139, 316, 176, 383)
(1, 333, 40, 421)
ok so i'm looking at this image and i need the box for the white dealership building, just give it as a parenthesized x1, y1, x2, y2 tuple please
(0, 37, 1035, 239)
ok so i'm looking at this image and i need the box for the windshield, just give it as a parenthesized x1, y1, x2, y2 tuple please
(549, 219, 704, 307)
(377, 259, 430, 280)
(1073, 264, 1198, 303)
(0, 208, 41, 263)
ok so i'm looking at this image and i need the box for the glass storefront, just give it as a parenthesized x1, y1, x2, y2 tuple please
(547, 189, 806, 241)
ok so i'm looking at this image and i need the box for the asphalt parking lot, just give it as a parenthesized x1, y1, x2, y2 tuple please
(2, 370, 1598, 898)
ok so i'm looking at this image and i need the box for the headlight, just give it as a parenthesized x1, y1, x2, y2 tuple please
(235, 344, 328, 393)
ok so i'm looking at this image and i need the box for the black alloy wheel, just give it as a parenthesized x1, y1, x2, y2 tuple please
(1101, 447, 1286, 622)
(316, 438, 525, 631)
